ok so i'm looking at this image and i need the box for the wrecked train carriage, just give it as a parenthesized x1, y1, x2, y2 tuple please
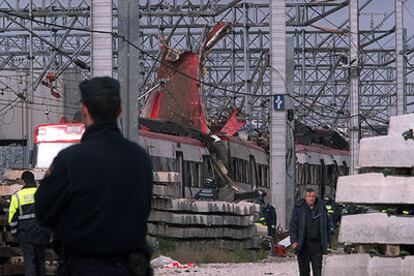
(295, 144, 349, 200)
(26, 119, 270, 199)
(5, 119, 350, 203)
(139, 118, 270, 198)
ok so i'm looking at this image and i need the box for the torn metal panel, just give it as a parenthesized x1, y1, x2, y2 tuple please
(219, 108, 246, 136)
(141, 23, 232, 135)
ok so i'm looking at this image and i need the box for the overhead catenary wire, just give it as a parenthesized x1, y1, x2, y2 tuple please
(0, 98, 79, 118)
(0, 8, 391, 128)
(0, 73, 83, 107)
(0, 9, 273, 98)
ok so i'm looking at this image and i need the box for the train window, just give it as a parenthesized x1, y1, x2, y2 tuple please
(257, 165, 269, 188)
(203, 156, 214, 179)
(232, 158, 249, 184)
(151, 156, 176, 172)
(258, 165, 263, 187)
(264, 166, 269, 188)
(184, 161, 203, 188)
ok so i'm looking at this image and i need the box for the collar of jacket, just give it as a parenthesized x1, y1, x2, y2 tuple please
(296, 197, 323, 208)
(81, 121, 121, 142)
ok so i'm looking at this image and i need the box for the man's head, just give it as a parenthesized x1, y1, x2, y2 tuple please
(21, 171, 36, 187)
(79, 77, 122, 126)
(304, 188, 316, 207)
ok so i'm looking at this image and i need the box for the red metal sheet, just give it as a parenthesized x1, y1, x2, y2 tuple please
(141, 23, 232, 135)
(141, 52, 208, 133)
(219, 109, 245, 136)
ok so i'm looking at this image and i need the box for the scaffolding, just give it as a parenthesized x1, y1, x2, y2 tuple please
(0, 0, 412, 138)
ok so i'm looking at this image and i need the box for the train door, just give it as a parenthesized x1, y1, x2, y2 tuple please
(176, 152, 185, 198)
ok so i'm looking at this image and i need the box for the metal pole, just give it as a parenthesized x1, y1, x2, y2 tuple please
(243, 3, 252, 113)
(91, 0, 113, 77)
(270, 0, 287, 229)
(26, 0, 34, 167)
(285, 37, 295, 227)
(118, 0, 140, 143)
(396, 0, 405, 115)
(349, 0, 359, 175)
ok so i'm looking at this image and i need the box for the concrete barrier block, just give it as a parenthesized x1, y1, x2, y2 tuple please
(3, 169, 46, 181)
(152, 184, 179, 198)
(323, 254, 370, 276)
(153, 171, 179, 183)
(147, 223, 257, 239)
(388, 114, 414, 136)
(151, 198, 259, 215)
(339, 213, 414, 244)
(323, 254, 414, 276)
(0, 184, 22, 196)
(336, 173, 414, 204)
(358, 136, 414, 168)
(148, 210, 255, 226)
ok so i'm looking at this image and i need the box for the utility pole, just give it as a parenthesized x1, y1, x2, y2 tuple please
(26, 0, 34, 167)
(349, 0, 359, 175)
(285, 37, 295, 227)
(243, 3, 252, 114)
(91, 0, 113, 77)
(118, 0, 140, 143)
(396, 0, 405, 115)
(270, 0, 287, 229)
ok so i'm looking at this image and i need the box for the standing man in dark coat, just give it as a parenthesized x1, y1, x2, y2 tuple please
(35, 77, 154, 276)
(9, 171, 50, 276)
(289, 188, 331, 276)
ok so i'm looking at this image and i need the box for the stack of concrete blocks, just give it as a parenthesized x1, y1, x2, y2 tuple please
(1, 170, 261, 250)
(323, 114, 414, 276)
(149, 172, 261, 249)
(149, 198, 260, 249)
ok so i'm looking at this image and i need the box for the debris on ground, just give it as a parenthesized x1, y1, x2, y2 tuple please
(151, 255, 196, 269)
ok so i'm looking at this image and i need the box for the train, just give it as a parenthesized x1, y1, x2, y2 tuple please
(15, 21, 350, 202)
(30, 117, 349, 202)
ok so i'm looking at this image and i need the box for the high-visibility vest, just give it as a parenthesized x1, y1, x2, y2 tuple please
(8, 187, 37, 235)
(326, 205, 335, 214)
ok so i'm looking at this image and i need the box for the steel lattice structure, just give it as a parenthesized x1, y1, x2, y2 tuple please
(0, 0, 413, 140)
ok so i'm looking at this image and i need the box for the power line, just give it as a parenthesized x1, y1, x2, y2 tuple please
(0, 9, 271, 98)
(0, 8, 391, 128)
(0, 98, 78, 118)
(0, 97, 20, 113)
(0, 75, 81, 107)
(0, 98, 79, 112)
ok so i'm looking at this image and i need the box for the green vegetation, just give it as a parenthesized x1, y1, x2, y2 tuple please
(152, 238, 268, 264)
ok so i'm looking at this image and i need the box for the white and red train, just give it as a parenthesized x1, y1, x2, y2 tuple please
(32, 119, 349, 199)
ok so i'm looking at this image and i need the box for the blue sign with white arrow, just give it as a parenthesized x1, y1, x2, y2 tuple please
(273, 95, 285, 111)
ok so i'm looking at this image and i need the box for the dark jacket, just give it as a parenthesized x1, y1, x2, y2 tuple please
(9, 186, 51, 244)
(259, 204, 277, 237)
(35, 121, 153, 255)
(289, 198, 331, 255)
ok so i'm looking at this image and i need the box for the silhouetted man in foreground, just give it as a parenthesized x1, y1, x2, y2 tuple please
(289, 188, 331, 276)
(35, 77, 154, 276)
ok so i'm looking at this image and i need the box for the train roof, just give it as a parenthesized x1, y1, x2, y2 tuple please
(218, 135, 266, 153)
(296, 143, 349, 156)
(138, 129, 204, 147)
(295, 121, 349, 151)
